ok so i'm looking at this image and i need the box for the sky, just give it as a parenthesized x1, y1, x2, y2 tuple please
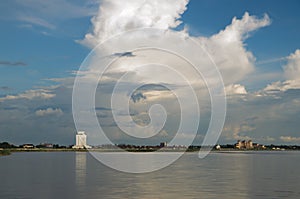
(0, 0, 300, 146)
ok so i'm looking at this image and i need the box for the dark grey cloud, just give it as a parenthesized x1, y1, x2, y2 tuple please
(0, 61, 27, 66)
(95, 107, 111, 111)
(96, 107, 112, 118)
(137, 84, 171, 91)
(221, 88, 300, 144)
(245, 116, 259, 122)
(0, 86, 12, 91)
(1, 72, 300, 146)
(131, 92, 146, 103)
(0, 85, 75, 145)
(112, 51, 135, 58)
(130, 84, 173, 103)
(2, 107, 19, 111)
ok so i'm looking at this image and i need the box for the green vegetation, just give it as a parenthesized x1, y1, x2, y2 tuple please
(0, 142, 16, 149)
(0, 149, 11, 156)
(0, 141, 300, 154)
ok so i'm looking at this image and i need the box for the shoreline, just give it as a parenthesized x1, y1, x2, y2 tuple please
(0, 149, 11, 156)
(1, 148, 300, 155)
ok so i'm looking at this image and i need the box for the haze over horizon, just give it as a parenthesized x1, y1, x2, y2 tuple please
(0, 0, 300, 146)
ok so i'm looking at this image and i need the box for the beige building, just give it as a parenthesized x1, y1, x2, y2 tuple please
(73, 131, 91, 149)
(235, 140, 253, 149)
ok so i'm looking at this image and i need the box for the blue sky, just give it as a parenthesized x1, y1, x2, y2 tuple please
(1, 0, 299, 93)
(0, 0, 300, 145)
(183, 0, 300, 90)
(0, 0, 298, 92)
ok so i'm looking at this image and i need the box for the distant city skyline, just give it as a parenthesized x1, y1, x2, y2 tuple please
(0, 0, 300, 146)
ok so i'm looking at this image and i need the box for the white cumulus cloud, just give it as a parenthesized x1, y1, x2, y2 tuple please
(79, 0, 189, 47)
(79, 4, 271, 87)
(280, 136, 300, 143)
(74, 1, 274, 146)
(225, 84, 248, 95)
(264, 49, 300, 92)
(0, 89, 56, 102)
(35, 108, 63, 117)
(284, 49, 300, 81)
(198, 12, 271, 84)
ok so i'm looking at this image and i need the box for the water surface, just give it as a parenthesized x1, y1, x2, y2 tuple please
(0, 151, 299, 199)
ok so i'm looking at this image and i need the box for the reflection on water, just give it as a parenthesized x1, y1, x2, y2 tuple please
(75, 152, 87, 188)
(0, 151, 299, 199)
(90, 152, 186, 173)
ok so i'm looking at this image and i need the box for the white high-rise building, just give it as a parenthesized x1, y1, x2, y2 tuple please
(73, 131, 91, 149)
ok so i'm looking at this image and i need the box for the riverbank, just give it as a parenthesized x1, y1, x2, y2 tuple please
(0, 148, 88, 156)
(0, 149, 11, 156)
(1, 147, 300, 155)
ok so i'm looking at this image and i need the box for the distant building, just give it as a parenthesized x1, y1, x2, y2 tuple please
(235, 140, 253, 149)
(37, 143, 53, 148)
(160, 142, 167, 148)
(73, 131, 91, 149)
(22, 144, 35, 149)
(252, 143, 266, 150)
(215, 145, 221, 150)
